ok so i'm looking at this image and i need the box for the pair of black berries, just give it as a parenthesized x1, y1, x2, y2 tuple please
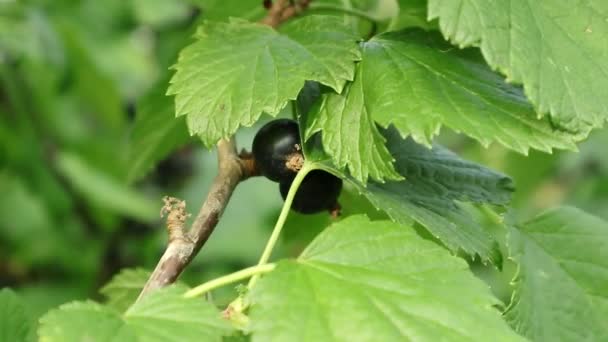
(252, 119, 342, 214)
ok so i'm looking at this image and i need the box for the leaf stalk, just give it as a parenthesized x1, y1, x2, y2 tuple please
(184, 263, 276, 298)
(248, 161, 315, 288)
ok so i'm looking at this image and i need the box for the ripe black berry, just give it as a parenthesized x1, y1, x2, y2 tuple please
(252, 119, 302, 183)
(280, 170, 342, 214)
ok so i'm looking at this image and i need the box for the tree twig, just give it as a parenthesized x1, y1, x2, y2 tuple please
(261, 0, 311, 28)
(137, 139, 256, 300)
(136, 0, 312, 302)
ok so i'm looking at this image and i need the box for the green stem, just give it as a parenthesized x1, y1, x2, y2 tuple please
(184, 263, 276, 298)
(247, 162, 314, 288)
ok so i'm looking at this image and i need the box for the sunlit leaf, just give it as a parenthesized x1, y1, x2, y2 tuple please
(168, 15, 361, 146)
(429, 0, 608, 134)
(249, 216, 523, 341)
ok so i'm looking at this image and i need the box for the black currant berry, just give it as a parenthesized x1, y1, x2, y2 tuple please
(279, 170, 342, 214)
(252, 119, 302, 183)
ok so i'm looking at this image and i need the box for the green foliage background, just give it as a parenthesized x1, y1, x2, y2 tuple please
(1, 0, 607, 341)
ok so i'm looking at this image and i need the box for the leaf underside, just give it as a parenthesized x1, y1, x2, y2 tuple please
(506, 207, 608, 341)
(309, 125, 513, 264)
(360, 127, 512, 263)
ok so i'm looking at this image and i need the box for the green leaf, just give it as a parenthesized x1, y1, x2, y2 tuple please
(428, 0, 608, 133)
(127, 77, 191, 183)
(505, 206, 608, 341)
(248, 215, 523, 341)
(0, 289, 35, 342)
(39, 286, 233, 342)
(99, 268, 151, 313)
(55, 151, 158, 222)
(39, 301, 137, 342)
(320, 127, 513, 263)
(125, 286, 232, 341)
(315, 29, 581, 160)
(168, 15, 361, 146)
(304, 73, 402, 183)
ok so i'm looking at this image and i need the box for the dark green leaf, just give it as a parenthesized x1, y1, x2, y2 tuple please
(313, 127, 513, 263)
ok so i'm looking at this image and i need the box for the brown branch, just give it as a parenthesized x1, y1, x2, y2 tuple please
(137, 139, 257, 300)
(261, 0, 311, 28)
(136, 0, 312, 302)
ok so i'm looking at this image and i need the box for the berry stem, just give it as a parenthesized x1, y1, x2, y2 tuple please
(184, 263, 276, 298)
(248, 161, 315, 288)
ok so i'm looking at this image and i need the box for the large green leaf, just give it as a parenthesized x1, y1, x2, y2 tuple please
(429, 0, 608, 133)
(127, 77, 191, 183)
(505, 207, 608, 341)
(39, 286, 232, 342)
(99, 268, 151, 313)
(0, 289, 35, 342)
(309, 126, 512, 263)
(307, 29, 582, 177)
(168, 15, 361, 146)
(248, 215, 523, 341)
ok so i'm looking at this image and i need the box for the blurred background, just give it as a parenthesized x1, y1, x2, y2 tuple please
(1, 0, 607, 320)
